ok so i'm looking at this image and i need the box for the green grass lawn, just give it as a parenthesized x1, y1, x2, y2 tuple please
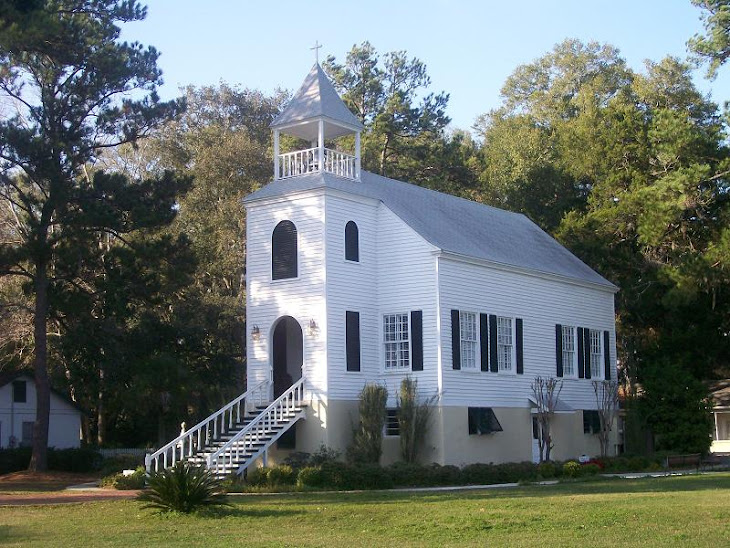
(1, 474, 729, 547)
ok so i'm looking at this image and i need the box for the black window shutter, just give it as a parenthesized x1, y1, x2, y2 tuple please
(583, 328, 592, 379)
(603, 330, 611, 380)
(345, 221, 359, 262)
(489, 314, 498, 373)
(577, 327, 585, 378)
(515, 318, 524, 374)
(411, 310, 423, 371)
(555, 324, 564, 377)
(12, 380, 27, 403)
(451, 309, 460, 370)
(346, 311, 360, 372)
(272, 220, 297, 280)
(480, 313, 489, 372)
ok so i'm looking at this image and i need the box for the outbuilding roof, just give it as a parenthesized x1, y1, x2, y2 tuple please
(271, 64, 364, 133)
(0, 371, 86, 414)
(245, 170, 617, 290)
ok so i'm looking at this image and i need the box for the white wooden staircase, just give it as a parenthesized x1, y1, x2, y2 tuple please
(145, 378, 306, 478)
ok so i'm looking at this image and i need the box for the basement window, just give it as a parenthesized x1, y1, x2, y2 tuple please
(468, 407, 503, 435)
(583, 410, 601, 434)
(385, 409, 400, 436)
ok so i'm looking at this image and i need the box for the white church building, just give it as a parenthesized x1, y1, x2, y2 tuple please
(148, 64, 618, 476)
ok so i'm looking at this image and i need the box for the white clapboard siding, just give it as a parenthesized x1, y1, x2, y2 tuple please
(245, 192, 328, 395)
(324, 192, 380, 399)
(325, 196, 440, 401)
(375, 206, 440, 404)
(438, 256, 616, 410)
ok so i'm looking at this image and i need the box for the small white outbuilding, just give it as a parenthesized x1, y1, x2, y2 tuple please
(0, 372, 82, 449)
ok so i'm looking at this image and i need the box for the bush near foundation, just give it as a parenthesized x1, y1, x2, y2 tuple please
(100, 467, 146, 490)
(0, 447, 102, 475)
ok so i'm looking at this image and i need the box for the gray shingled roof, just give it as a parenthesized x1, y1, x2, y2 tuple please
(245, 171, 617, 290)
(271, 64, 364, 131)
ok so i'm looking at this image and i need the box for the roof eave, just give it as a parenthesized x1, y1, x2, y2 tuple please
(436, 249, 619, 293)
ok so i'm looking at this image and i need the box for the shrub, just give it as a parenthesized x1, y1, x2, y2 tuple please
(628, 456, 651, 471)
(297, 466, 324, 488)
(537, 461, 557, 479)
(0, 448, 31, 475)
(101, 467, 146, 490)
(461, 463, 499, 485)
(431, 464, 462, 486)
(319, 461, 353, 489)
(562, 461, 582, 478)
(282, 452, 311, 471)
(0, 447, 102, 475)
(267, 465, 296, 486)
(495, 462, 538, 483)
(347, 384, 388, 464)
(245, 466, 269, 486)
(47, 447, 102, 472)
(581, 463, 601, 476)
(387, 462, 434, 487)
(137, 461, 229, 513)
(100, 453, 143, 476)
(309, 445, 341, 466)
(397, 377, 435, 463)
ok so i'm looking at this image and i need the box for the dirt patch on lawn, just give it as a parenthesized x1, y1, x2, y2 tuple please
(0, 471, 141, 505)
(0, 471, 100, 492)
(0, 489, 139, 506)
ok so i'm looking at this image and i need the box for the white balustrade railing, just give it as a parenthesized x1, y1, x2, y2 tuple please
(278, 148, 356, 180)
(323, 148, 356, 179)
(206, 378, 306, 476)
(145, 379, 269, 473)
(279, 147, 318, 178)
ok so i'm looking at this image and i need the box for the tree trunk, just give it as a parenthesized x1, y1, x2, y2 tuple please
(29, 266, 50, 472)
(379, 133, 391, 176)
(97, 367, 105, 445)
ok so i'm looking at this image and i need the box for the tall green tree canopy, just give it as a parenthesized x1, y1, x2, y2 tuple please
(0, 0, 186, 468)
(324, 42, 464, 187)
(688, 0, 730, 78)
(476, 39, 730, 451)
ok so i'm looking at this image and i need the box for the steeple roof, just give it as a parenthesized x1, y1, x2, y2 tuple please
(271, 64, 364, 139)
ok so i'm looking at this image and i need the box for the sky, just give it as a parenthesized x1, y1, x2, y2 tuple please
(122, 0, 730, 132)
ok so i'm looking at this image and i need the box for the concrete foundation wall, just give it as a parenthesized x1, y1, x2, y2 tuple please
(262, 399, 616, 467)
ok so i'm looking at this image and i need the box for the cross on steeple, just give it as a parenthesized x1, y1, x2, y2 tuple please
(310, 41, 322, 64)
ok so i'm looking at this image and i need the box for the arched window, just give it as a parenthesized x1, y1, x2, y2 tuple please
(345, 221, 359, 262)
(272, 220, 297, 280)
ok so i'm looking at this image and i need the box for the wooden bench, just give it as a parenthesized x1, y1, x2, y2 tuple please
(664, 453, 701, 469)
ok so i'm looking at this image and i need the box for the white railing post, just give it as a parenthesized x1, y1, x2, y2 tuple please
(273, 129, 280, 180)
(355, 131, 361, 180)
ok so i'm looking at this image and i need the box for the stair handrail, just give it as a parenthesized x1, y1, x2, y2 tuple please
(145, 379, 270, 473)
(206, 377, 305, 475)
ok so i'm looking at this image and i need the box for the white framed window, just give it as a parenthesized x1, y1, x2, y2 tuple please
(562, 326, 576, 377)
(384, 313, 410, 370)
(589, 329, 603, 378)
(385, 409, 400, 436)
(459, 311, 478, 370)
(497, 316, 513, 372)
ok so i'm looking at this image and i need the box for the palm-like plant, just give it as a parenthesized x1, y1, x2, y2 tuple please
(138, 461, 230, 513)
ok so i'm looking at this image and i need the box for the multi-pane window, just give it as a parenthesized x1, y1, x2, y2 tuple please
(562, 326, 576, 376)
(385, 409, 400, 436)
(497, 317, 513, 372)
(589, 329, 603, 378)
(384, 313, 409, 370)
(459, 312, 477, 370)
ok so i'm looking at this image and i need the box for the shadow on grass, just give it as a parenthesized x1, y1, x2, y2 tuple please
(183, 505, 306, 519)
(229, 473, 730, 507)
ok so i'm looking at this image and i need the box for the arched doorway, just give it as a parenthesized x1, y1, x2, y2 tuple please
(271, 316, 303, 398)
